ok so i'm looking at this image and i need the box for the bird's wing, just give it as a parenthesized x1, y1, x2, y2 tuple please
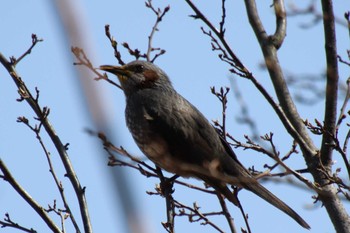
(145, 96, 224, 164)
(143, 95, 311, 229)
(142, 94, 248, 179)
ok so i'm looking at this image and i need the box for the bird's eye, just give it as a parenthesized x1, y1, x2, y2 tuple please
(133, 64, 144, 73)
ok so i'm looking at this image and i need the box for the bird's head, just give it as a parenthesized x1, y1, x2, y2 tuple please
(100, 60, 173, 96)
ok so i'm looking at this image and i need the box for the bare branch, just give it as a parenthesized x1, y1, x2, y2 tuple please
(174, 200, 225, 233)
(185, 0, 316, 157)
(0, 213, 37, 233)
(0, 38, 92, 233)
(271, 0, 287, 49)
(211, 86, 230, 138)
(287, 2, 347, 28)
(88, 128, 243, 232)
(104, 24, 125, 65)
(185, 0, 247, 74)
(216, 194, 237, 233)
(244, 0, 319, 162)
(10, 34, 43, 66)
(145, 0, 169, 62)
(0, 160, 61, 233)
(337, 78, 350, 129)
(17, 115, 81, 232)
(219, 0, 227, 36)
(71, 46, 122, 89)
(333, 134, 350, 181)
(338, 55, 350, 67)
(319, 0, 340, 168)
(229, 79, 261, 142)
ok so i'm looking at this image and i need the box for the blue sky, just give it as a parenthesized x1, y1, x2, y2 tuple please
(1, 1, 349, 233)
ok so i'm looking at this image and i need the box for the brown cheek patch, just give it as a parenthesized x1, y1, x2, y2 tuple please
(143, 70, 159, 82)
(139, 70, 160, 88)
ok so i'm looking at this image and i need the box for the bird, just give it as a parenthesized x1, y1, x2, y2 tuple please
(100, 60, 310, 229)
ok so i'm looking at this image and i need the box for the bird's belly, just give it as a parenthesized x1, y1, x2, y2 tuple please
(127, 117, 176, 173)
(134, 135, 181, 174)
(128, 126, 192, 176)
(126, 107, 193, 176)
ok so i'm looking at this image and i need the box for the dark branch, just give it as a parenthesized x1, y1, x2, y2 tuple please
(0, 37, 92, 233)
(145, 0, 169, 62)
(0, 160, 61, 233)
(104, 24, 125, 65)
(320, 0, 339, 167)
(17, 115, 81, 232)
(10, 34, 43, 66)
(71, 46, 122, 90)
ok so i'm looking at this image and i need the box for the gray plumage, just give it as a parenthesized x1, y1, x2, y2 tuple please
(100, 60, 310, 229)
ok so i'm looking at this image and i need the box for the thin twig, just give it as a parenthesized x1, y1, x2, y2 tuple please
(0, 213, 37, 233)
(45, 200, 68, 233)
(247, 73, 315, 156)
(88, 129, 220, 195)
(185, 0, 247, 74)
(336, 78, 350, 129)
(17, 116, 81, 232)
(145, 0, 169, 62)
(174, 200, 225, 233)
(185, 0, 316, 157)
(216, 193, 237, 233)
(0, 160, 61, 233)
(104, 24, 125, 65)
(219, 0, 226, 36)
(287, 2, 347, 28)
(343, 128, 350, 157)
(90, 129, 258, 232)
(229, 78, 261, 142)
(0, 38, 92, 233)
(211, 86, 230, 138)
(71, 46, 122, 90)
(264, 140, 298, 171)
(235, 194, 251, 233)
(332, 132, 350, 181)
(337, 55, 350, 67)
(10, 34, 43, 66)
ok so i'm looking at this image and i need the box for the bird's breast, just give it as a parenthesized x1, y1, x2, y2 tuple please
(125, 105, 164, 159)
(124, 102, 194, 176)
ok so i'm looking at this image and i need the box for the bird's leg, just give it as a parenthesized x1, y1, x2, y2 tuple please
(168, 174, 179, 183)
(155, 166, 176, 233)
(155, 167, 177, 194)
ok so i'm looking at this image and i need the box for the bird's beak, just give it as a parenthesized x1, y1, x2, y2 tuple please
(99, 65, 130, 82)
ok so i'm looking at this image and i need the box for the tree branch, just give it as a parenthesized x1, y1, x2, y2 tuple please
(317, 1, 350, 232)
(145, 0, 169, 62)
(0, 213, 37, 233)
(320, 0, 340, 167)
(185, 0, 247, 75)
(0, 42, 92, 233)
(244, 0, 317, 159)
(17, 115, 81, 232)
(0, 159, 61, 233)
(271, 0, 287, 49)
(216, 194, 237, 233)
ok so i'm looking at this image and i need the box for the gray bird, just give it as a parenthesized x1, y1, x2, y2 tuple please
(100, 60, 310, 229)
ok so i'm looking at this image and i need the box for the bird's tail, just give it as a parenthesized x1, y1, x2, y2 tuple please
(242, 180, 310, 229)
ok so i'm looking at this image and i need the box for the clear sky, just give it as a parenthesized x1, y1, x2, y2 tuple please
(1, 1, 349, 233)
